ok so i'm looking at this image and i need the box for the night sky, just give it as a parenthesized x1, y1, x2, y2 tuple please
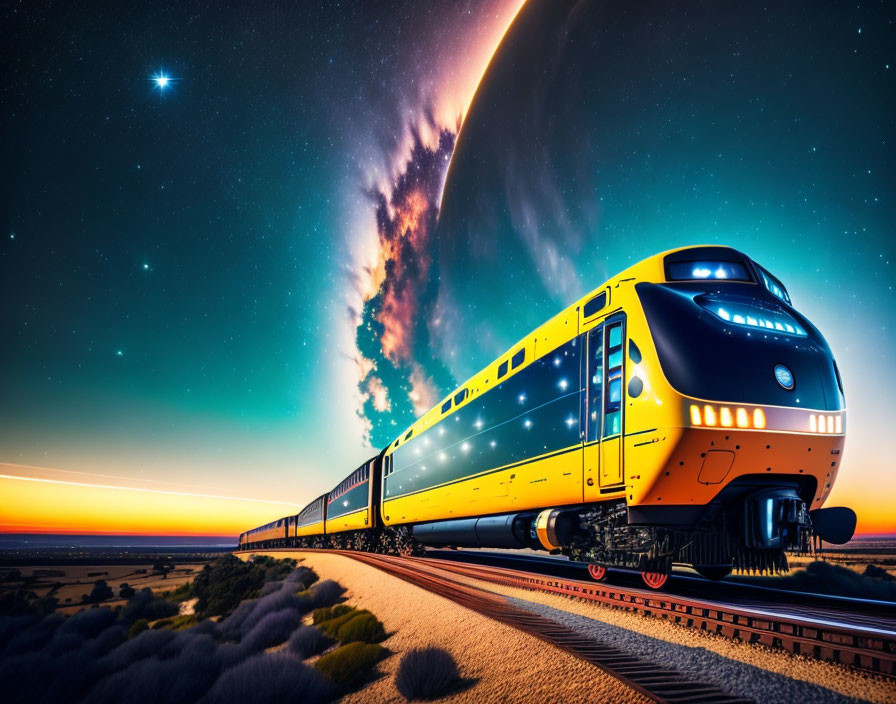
(2, 1, 893, 535)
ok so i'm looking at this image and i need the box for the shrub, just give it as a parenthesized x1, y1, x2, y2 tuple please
(201, 653, 331, 704)
(118, 589, 179, 624)
(312, 604, 353, 625)
(309, 579, 344, 608)
(241, 608, 303, 652)
(286, 567, 318, 588)
(119, 583, 136, 599)
(337, 612, 386, 645)
(288, 625, 334, 659)
(152, 619, 173, 630)
(313, 642, 387, 687)
(394, 647, 461, 700)
(83, 580, 114, 604)
(169, 614, 199, 631)
(318, 609, 370, 637)
(128, 619, 149, 639)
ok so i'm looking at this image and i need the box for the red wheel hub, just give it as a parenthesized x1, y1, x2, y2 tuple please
(587, 564, 607, 581)
(641, 571, 669, 589)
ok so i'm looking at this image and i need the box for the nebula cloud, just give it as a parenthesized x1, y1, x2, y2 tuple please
(354, 120, 458, 448)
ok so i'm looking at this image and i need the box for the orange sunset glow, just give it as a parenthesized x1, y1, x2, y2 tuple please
(0, 464, 301, 537)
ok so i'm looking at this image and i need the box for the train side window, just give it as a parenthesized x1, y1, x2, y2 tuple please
(628, 339, 642, 364)
(497, 360, 508, 379)
(441, 399, 452, 413)
(583, 291, 606, 318)
(404, 429, 413, 441)
(454, 389, 467, 405)
(511, 349, 525, 369)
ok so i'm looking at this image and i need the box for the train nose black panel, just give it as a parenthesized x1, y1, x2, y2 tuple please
(810, 507, 857, 545)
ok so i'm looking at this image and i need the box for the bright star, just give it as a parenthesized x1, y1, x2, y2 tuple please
(150, 70, 176, 94)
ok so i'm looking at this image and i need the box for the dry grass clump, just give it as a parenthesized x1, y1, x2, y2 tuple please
(394, 647, 462, 700)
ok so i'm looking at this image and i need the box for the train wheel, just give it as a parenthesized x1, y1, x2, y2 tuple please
(587, 564, 607, 581)
(694, 565, 732, 581)
(641, 571, 669, 590)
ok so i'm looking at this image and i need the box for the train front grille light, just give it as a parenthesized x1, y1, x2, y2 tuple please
(690, 404, 765, 429)
(691, 404, 841, 434)
(809, 413, 842, 434)
(713, 307, 807, 336)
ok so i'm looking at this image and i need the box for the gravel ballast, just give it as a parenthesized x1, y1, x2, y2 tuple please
(255, 552, 651, 703)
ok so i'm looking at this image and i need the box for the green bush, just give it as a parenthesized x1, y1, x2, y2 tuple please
(314, 642, 387, 687)
(151, 618, 173, 629)
(337, 612, 386, 645)
(312, 604, 354, 625)
(319, 609, 370, 637)
(128, 618, 149, 638)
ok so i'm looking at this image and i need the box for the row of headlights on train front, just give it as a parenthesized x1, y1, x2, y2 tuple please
(690, 404, 766, 429)
(810, 413, 842, 434)
(690, 404, 842, 435)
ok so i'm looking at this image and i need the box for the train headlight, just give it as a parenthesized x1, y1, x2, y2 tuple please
(753, 408, 766, 429)
(719, 407, 734, 427)
(690, 405, 702, 425)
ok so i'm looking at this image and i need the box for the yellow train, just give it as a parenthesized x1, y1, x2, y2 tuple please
(240, 245, 856, 589)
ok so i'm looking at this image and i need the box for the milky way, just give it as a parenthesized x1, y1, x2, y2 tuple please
(354, 122, 457, 447)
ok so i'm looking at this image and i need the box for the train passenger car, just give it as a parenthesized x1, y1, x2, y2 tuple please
(244, 517, 289, 550)
(295, 494, 328, 547)
(381, 245, 855, 586)
(324, 456, 379, 550)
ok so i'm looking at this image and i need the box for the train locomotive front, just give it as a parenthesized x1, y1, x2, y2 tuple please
(562, 246, 857, 585)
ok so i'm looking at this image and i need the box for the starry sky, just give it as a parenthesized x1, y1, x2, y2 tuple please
(1, 1, 893, 536)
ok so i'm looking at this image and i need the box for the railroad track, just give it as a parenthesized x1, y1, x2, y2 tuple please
(409, 552, 896, 677)
(338, 550, 752, 704)
(242, 547, 896, 682)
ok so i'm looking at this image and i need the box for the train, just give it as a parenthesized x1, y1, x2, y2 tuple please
(239, 245, 857, 589)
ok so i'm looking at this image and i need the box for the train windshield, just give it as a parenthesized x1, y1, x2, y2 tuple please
(636, 282, 843, 410)
(664, 247, 754, 283)
(666, 260, 751, 282)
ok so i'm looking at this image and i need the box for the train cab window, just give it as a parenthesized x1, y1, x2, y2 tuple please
(511, 349, 525, 369)
(441, 399, 451, 413)
(666, 260, 751, 282)
(454, 389, 467, 405)
(497, 360, 508, 379)
(755, 264, 792, 305)
(583, 291, 606, 318)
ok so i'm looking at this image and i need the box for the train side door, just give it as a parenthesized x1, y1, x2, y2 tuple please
(582, 324, 603, 502)
(600, 319, 625, 487)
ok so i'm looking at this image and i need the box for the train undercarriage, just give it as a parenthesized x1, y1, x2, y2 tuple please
(244, 477, 855, 590)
